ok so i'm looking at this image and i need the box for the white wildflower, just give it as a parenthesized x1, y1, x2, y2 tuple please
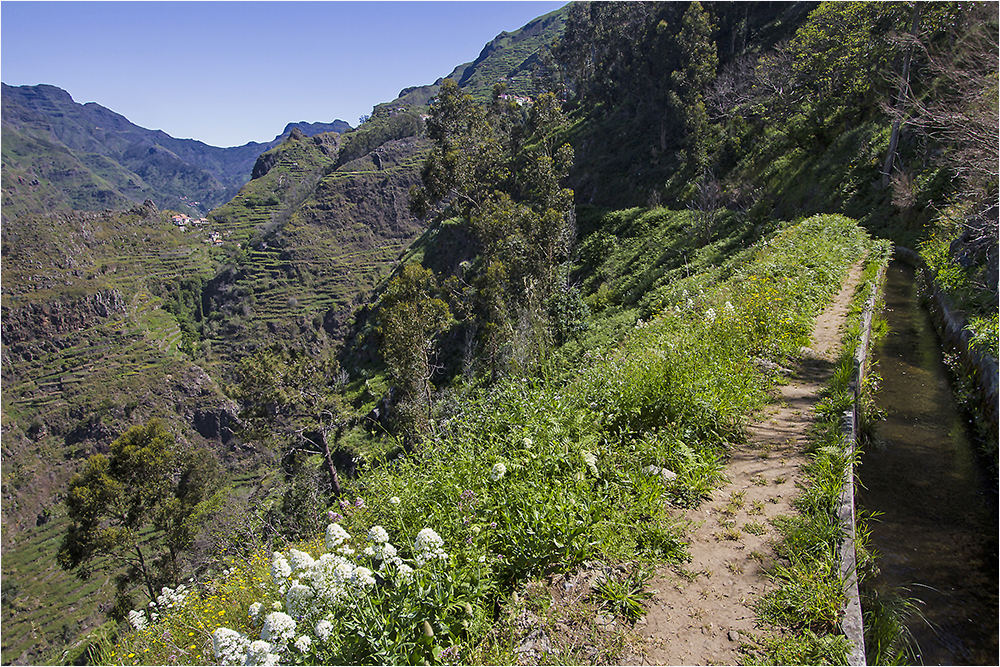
(414, 527, 448, 565)
(245, 639, 279, 666)
(395, 562, 415, 584)
(705, 307, 717, 324)
(368, 525, 390, 544)
(288, 548, 315, 573)
(294, 635, 312, 653)
(332, 558, 356, 584)
(261, 611, 297, 646)
(373, 541, 397, 565)
(248, 601, 263, 623)
(523, 437, 533, 447)
(128, 609, 147, 631)
(315, 618, 334, 642)
(271, 552, 292, 581)
(724, 300, 735, 314)
(415, 527, 444, 551)
(324, 523, 351, 551)
(352, 566, 376, 588)
(307, 554, 354, 606)
(490, 462, 507, 481)
(211, 627, 249, 666)
(156, 584, 188, 609)
(285, 583, 315, 619)
(389, 496, 401, 505)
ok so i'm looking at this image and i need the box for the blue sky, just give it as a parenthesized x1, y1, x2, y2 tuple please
(2, 1, 567, 147)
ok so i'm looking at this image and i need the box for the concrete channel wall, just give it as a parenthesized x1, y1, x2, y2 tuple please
(838, 261, 885, 667)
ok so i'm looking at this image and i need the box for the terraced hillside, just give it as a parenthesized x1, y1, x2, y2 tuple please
(0, 202, 241, 521)
(200, 119, 431, 360)
(1, 208, 242, 664)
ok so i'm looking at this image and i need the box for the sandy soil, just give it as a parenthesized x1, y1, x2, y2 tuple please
(620, 262, 865, 666)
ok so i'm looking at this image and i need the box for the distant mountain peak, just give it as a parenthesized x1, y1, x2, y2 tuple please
(1, 82, 354, 215)
(277, 120, 352, 142)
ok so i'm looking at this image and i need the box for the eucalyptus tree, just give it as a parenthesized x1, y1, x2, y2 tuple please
(58, 419, 222, 615)
(376, 263, 452, 433)
(669, 0, 718, 175)
(408, 80, 577, 378)
(229, 348, 346, 496)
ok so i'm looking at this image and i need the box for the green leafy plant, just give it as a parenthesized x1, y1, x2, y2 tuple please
(591, 566, 655, 623)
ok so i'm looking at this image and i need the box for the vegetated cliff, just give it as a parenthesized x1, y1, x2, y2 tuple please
(453, 6, 568, 101)
(0, 109, 433, 666)
(0, 205, 249, 664)
(0, 82, 351, 217)
(0, 6, 566, 662)
(0, 203, 247, 543)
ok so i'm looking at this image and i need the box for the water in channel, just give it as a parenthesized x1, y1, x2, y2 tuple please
(857, 261, 998, 665)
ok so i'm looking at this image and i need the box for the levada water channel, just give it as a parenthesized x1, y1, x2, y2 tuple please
(857, 260, 998, 664)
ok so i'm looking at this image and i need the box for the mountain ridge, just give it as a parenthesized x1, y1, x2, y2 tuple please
(1, 82, 351, 217)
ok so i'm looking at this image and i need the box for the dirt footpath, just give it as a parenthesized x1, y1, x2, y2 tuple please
(624, 263, 864, 666)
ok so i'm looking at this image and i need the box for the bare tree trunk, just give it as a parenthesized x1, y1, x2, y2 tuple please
(302, 424, 342, 496)
(318, 432, 342, 496)
(882, 2, 923, 187)
(134, 543, 158, 603)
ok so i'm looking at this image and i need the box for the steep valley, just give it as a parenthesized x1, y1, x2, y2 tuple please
(1, 8, 573, 661)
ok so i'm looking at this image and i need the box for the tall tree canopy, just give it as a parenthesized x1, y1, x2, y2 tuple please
(408, 81, 576, 379)
(376, 263, 452, 433)
(228, 348, 347, 495)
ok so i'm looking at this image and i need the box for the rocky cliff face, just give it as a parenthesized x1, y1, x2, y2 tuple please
(1, 289, 126, 344)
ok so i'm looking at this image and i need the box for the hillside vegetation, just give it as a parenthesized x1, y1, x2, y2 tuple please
(99, 211, 888, 665)
(1, 1, 996, 665)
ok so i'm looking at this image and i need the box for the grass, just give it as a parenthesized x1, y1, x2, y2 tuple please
(590, 566, 655, 623)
